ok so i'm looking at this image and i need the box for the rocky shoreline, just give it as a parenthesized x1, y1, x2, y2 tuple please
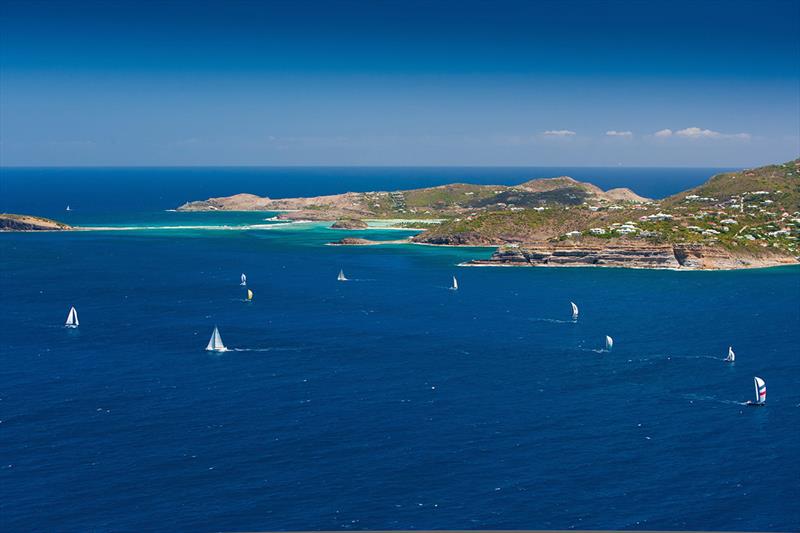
(465, 241, 799, 270)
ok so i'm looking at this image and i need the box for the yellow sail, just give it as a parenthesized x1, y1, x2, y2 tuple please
(247, 289, 253, 301)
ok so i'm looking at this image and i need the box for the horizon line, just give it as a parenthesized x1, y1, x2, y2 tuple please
(0, 164, 741, 170)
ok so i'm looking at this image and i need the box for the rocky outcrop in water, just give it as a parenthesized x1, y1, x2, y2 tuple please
(328, 237, 379, 245)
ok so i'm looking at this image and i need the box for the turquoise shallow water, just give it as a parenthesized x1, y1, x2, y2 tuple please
(1, 167, 799, 531)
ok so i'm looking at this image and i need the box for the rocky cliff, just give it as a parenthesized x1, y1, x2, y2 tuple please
(467, 241, 798, 270)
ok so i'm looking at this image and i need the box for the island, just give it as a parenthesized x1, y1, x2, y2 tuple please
(0, 214, 72, 232)
(178, 159, 800, 270)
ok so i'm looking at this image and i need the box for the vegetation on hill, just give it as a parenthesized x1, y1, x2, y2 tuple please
(177, 159, 800, 261)
(413, 159, 800, 259)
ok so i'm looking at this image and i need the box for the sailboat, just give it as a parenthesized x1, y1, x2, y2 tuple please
(746, 376, 766, 406)
(65, 306, 79, 328)
(337, 269, 348, 281)
(240, 273, 247, 286)
(605, 335, 614, 351)
(571, 301, 579, 320)
(205, 326, 227, 352)
(246, 289, 253, 302)
(65, 205, 71, 212)
(451, 276, 459, 290)
(725, 346, 735, 363)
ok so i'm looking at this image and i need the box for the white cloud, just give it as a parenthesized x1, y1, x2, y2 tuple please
(653, 126, 751, 140)
(606, 130, 633, 137)
(542, 130, 576, 137)
(675, 127, 720, 138)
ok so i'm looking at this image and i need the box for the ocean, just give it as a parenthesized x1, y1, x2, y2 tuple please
(1, 167, 798, 531)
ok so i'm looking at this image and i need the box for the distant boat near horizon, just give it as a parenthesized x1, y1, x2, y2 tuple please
(65, 205, 71, 212)
(337, 269, 348, 281)
(205, 326, 227, 352)
(746, 376, 766, 406)
(605, 335, 614, 351)
(571, 301, 579, 320)
(451, 276, 458, 290)
(726, 346, 735, 362)
(65, 306, 79, 328)
(240, 273, 247, 286)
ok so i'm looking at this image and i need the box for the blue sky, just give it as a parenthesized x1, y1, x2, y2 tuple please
(1, 0, 798, 166)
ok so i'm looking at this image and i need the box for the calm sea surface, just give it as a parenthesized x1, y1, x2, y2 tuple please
(1, 167, 798, 531)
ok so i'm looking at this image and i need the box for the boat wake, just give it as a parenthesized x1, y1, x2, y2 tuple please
(231, 347, 301, 353)
(682, 394, 747, 406)
(665, 354, 727, 362)
(530, 317, 576, 324)
(611, 353, 727, 363)
(576, 345, 608, 354)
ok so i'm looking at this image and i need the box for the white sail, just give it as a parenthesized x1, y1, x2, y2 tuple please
(452, 276, 458, 290)
(605, 335, 613, 351)
(205, 326, 227, 352)
(726, 346, 735, 362)
(247, 289, 253, 301)
(753, 376, 766, 404)
(65, 306, 79, 327)
(65, 205, 71, 211)
(337, 269, 348, 281)
(571, 301, 579, 319)
(240, 273, 247, 286)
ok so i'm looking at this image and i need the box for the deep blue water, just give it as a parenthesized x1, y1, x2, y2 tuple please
(1, 168, 799, 532)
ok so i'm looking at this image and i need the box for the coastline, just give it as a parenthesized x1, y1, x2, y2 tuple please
(459, 259, 800, 272)
(4, 212, 797, 271)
